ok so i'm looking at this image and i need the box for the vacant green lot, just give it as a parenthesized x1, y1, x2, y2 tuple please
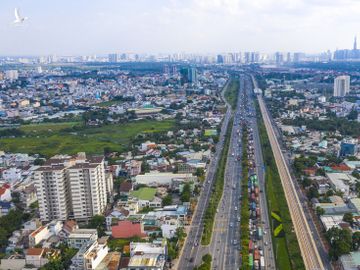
(96, 100, 123, 107)
(130, 187, 156, 201)
(224, 77, 240, 110)
(0, 120, 174, 157)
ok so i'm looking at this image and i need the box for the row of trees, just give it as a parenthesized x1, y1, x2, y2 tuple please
(283, 116, 360, 137)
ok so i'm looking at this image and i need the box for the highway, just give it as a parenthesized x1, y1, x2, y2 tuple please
(176, 81, 233, 270)
(209, 75, 244, 270)
(246, 77, 276, 270)
(256, 79, 325, 270)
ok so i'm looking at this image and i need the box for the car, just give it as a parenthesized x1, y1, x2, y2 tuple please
(265, 241, 268, 246)
(189, 258, 194, 263)
(230, 222, 233, 227)
(235, 206, 238, 211)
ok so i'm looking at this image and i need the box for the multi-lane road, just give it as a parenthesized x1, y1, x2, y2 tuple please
(256, 81, 325, 270)
(209, 76, 244, 270)
(176, 82, 233, 270)
(247, 77, 276, 270)
(177, 75, 277, 270)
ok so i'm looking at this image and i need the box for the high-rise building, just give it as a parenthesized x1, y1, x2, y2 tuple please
(180, 67, 197, 85)
(217, 55, 224, 64)
(33, 161, 72, 221)
(34, 153, 108, 222)
(5, 70, 19, 80)
(293, 52, 305, 63)
(275, 52, 284, 65)
(354, 36, 357, 50)
(68, 154, 107, 222)
(108, 53, 118, 63)
(334, 75, 350, 97)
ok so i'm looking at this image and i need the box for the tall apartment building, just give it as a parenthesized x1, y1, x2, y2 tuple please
(33, 164, 72, 221)
(68, 155, 107, 221)
(334, 75, 350, 97)
(33, 153, 108, 222)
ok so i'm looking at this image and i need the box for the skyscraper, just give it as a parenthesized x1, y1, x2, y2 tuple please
(334, 75, 350, 97)
(108, 53, 118, 63)
(180, 67, 197, 85)
(354, 36, 357, 50)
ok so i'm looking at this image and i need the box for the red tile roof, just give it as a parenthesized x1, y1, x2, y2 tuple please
(112, 221, 145, 239)
(331, 164, 352, 171)
(27, 248, 44, 256)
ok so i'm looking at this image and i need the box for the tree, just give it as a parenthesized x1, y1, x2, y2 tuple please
(34, 158, 45, 166)
(307, 186, 319, 199)
(88, 215, 106, 236)
(348, 109, 358, 120)
(162, 194, 172, 207)
(0, 228, 8, 249)
(343, 213, 353, 226)
(181, 183, 191, 202)
(353, 232, 360, 250)
(175, 227, 186, 242)
(326, 227, 352, 260)
(316, 206, 325, 216)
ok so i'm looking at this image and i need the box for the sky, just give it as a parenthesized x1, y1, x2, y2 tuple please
(1, 0, 360, 56)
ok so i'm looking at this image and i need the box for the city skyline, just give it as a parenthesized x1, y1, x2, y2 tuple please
(1, 0, 360, 55)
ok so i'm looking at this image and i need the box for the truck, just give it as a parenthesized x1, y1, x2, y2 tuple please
(254, 249, 260, 261)
(256, 207, 260, 218)
(249, 240, 253, 251)
(260, 256, 265, 269)
(249, 254, 254, 269)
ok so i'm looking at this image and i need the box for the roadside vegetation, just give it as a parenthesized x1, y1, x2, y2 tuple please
(0, 119, 174, 157)
(193, 254, 212, 270)
(201, 118, 233, 245)
(240, 127, 250, 270)
(224, 77, 240, 110)
(255, 101, 305, 270)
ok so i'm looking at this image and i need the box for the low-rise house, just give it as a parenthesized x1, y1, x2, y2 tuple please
(70, 236, 109, 270)
(340, 250, 360, 270)
(127, 240, 167, 270)
(19, 184, 37, 207)
(112, 221, 146, 239)
(0, 201, 13, 216)
(105, 209, 128, 230)
(134, 172, 196, 188)
(161, 217, 181, 239)
(326, 173, 357, 197)
(29, 220, 63, 247)
(60, 220, 79, 238)
(67, 229, 98, 249)
(26, 248, 59, 268)
(0, 183, 11, 201)
(0, 254, 26, 270)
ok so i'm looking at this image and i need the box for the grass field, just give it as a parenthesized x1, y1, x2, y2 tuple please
(95, 100, 123, 107)
(130, 187, 157, 200)
(224, 77, 240, 110)
(0, 120, 174, 157)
